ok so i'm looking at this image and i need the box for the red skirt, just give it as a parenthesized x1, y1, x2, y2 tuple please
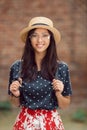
(13, 107, 64, 130)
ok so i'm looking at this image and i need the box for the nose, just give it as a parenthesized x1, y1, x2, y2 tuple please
(38, 36, 43, 42)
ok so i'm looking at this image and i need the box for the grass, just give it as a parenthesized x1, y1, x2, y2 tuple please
(0, 107, 87, 130)
(61, 108, 87, 130)
(0, 109, 18, 130)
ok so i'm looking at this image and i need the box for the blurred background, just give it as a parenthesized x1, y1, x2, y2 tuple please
(0, 0, 87, 130)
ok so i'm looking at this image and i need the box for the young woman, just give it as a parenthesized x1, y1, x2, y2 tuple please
(8, 17, 72, 130)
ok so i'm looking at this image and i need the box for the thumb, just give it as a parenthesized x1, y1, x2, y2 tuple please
(18, 77, 22, 85)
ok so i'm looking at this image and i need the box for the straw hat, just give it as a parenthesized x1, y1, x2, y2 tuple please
(20, 17, 61, 44)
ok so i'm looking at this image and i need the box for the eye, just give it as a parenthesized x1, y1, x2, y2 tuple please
(29, 33, 50, 40)
(43, 34, 49, 37)
(31, 34, 38, 38)
(42, 34, 50, 39)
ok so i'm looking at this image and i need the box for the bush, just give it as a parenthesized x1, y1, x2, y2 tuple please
(0, 101, 12, 110)
(72, 109, 87, 122)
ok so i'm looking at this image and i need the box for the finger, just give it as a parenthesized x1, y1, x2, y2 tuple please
(52, 79, 57, 83)
(10, 86, 16, 92)
(18, 78, 22, 85)
(12, 80, 19, 84)
(52, 79, 61, 84)
(11, 82, 19, 87)
(11, 82, 20, 91)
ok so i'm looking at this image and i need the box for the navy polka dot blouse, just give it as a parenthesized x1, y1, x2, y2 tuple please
(8, 60, 72, 110)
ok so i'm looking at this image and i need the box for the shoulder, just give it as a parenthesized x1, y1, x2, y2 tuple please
(9, 60, 22, 82)
(10, 60, 22, 69)
(56, 61, 71, 81)
(58, 61, 69, 70)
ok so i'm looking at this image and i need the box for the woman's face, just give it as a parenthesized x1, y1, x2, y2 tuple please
(30, 28, 50, 55)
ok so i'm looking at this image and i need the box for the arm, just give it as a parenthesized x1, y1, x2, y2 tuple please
(55, 91, 71, 109)
(9, 78, 22, 107)
(9, 95, 20, 107)
(52, 79, 71, 109)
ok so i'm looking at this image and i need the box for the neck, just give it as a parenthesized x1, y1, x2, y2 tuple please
(35, 52, 45, 71)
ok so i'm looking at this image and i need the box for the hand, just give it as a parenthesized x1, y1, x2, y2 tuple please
(10, 78, 22, 97)
(52, 79, 64, 93)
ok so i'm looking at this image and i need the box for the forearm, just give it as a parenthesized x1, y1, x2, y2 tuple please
(55, 92, 71, 109)
(9, 95, 20, 107)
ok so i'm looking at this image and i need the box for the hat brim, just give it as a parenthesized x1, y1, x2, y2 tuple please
(20, 25, 61, 45)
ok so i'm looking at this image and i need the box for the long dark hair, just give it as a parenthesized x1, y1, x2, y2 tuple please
(21, 28, 59, 81)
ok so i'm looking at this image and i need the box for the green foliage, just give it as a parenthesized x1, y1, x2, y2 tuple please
(0, 101, 12, 110)
(72, 109, 87, 122)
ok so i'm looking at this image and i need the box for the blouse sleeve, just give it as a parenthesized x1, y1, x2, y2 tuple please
(8, 60, 21, 95)
(56, 61, 72, 96)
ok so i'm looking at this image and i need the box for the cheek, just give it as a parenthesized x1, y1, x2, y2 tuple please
(31, 41, 36, 47)
(46, 41, 50, 48)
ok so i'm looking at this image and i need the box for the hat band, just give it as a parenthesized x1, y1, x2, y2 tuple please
(31, 23, 49, 26)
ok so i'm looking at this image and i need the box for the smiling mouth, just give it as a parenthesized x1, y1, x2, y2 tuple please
(36, 44, 44, 48)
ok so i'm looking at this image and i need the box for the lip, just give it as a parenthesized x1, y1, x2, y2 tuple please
(36, 44, 44, 48)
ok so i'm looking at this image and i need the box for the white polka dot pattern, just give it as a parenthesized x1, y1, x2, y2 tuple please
(8, 60, 72, 110)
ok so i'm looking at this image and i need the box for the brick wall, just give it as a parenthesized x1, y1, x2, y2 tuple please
(0, 0, 87, 108)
